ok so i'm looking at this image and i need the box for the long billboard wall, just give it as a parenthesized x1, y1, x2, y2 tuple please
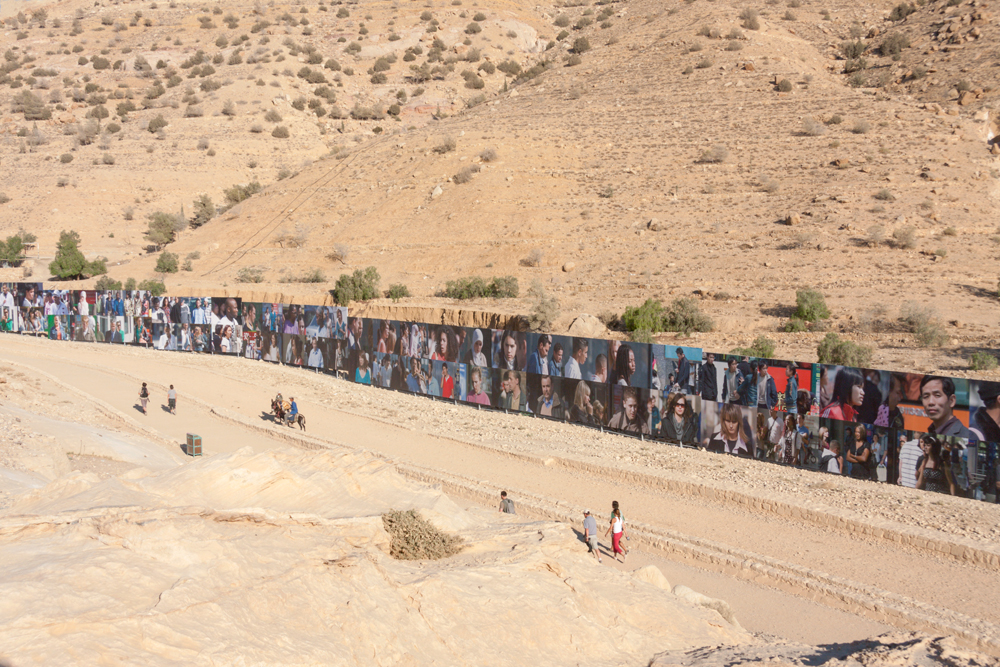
(2, 282, 998, 504)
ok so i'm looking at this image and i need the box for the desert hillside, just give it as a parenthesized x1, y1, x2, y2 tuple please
(1, 0, 999, 364)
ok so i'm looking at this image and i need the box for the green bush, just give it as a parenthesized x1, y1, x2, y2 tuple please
(730, 335, 776, 358)
(137, 278, 166, 296)
(223, 181, 262, 205)
(816, 333, 872, 366)
(95, 275, 123, 290)
(386, 283, 411, 302)
(332, 266, 381, 305)
(783, 317, 808, 332)
(155, 251, 179, 273)
(49, 230, 106, 279)
(630, 329, 654, 344)
(777, 78, 792, 92)
(969, 352, 998, 371)
(622, 297, 713, 335)
(190, 194, 214, 228)
(621, 298, 665, 332)
(443, 276, 518, 299)
(793, 288, 830, 321)
(145, 211, 185, 248)
(662, 298, 713, 334)
(272, 125, 290, 138)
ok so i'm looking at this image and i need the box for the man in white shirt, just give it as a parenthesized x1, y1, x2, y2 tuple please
(307, 337, 324, 368)
(897, 435, 921, 488)
(0, 285, 15, 318)
(192, 298, 206, 325)
(564, 337, 589, 380)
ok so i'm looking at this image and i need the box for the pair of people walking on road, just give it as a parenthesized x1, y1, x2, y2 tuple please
(585, 502, 629, 564)
(138, 382, 177, 415)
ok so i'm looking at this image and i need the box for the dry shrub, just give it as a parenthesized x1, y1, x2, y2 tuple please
(892, 226, 916, 249)
(454, 164, 480, 184)
(802, 117, 826, 136)
(901, 301, 949, 347)
(520, 248, 544, 267)
(697, 145, 729, 164)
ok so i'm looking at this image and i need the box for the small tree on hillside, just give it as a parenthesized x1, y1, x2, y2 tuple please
(190, 194, 215, 228)
(49, 230, 106, 279)
(145, 211, 186, 249)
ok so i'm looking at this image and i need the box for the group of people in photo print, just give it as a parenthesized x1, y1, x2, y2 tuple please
(5, 283, 999, 505)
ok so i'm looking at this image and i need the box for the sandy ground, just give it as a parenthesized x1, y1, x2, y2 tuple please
(2, 335, 1000, 660)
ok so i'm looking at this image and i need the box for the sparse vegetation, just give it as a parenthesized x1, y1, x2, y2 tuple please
(443, 276, 519, 299)
(892, 226, 917, 249)
(145, 211, 186, 249)
(190, 194, 215, 228)
(817, 333, 872, 366)
(901, 301, 949, 347)
(793, 288, 831, 321)
(224, 181, 263, 206)
(731, 335, 776, 358)
(802, 117, 826, 136)
(697, 145, 729, 164)
(454, 165, 480, 184)
(621, 297, 713, 335)
(851, 120, 872, 134)
(48, 230, 107, 280)
(739, 8, 760, 30)
(521, 248, 544, 267)
(969, 352, 998, 371)
(386, 283, 411, 302)
(332, 266, 381, 305)
(527, 280, 560, 331)
(155, 251, 179, 273)
(889, 2, 916, 21)
(236, 266, 265, 283)
(147, 114, 168, 133)
(777, 78, 793, 92)
(881, 32, 910, 56)
(433, 136, 457, 154)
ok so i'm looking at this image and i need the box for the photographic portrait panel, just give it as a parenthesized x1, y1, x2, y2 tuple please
(562, 378, 608, 427)
(701, 402, 757, 458)
(461, 327, 492, 368)
(528, 373, 567, 421)
(493, 368, 527, 412)
(606, 385, 651, 435)
(464, 364, 493, 406)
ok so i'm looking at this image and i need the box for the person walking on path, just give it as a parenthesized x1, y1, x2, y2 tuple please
(167, 385, 177, 415)
(583, 509, 601, 563)
(139, 382, 150, 415)
(498, 490, 516, 514)
(604, 500, 628, 562)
